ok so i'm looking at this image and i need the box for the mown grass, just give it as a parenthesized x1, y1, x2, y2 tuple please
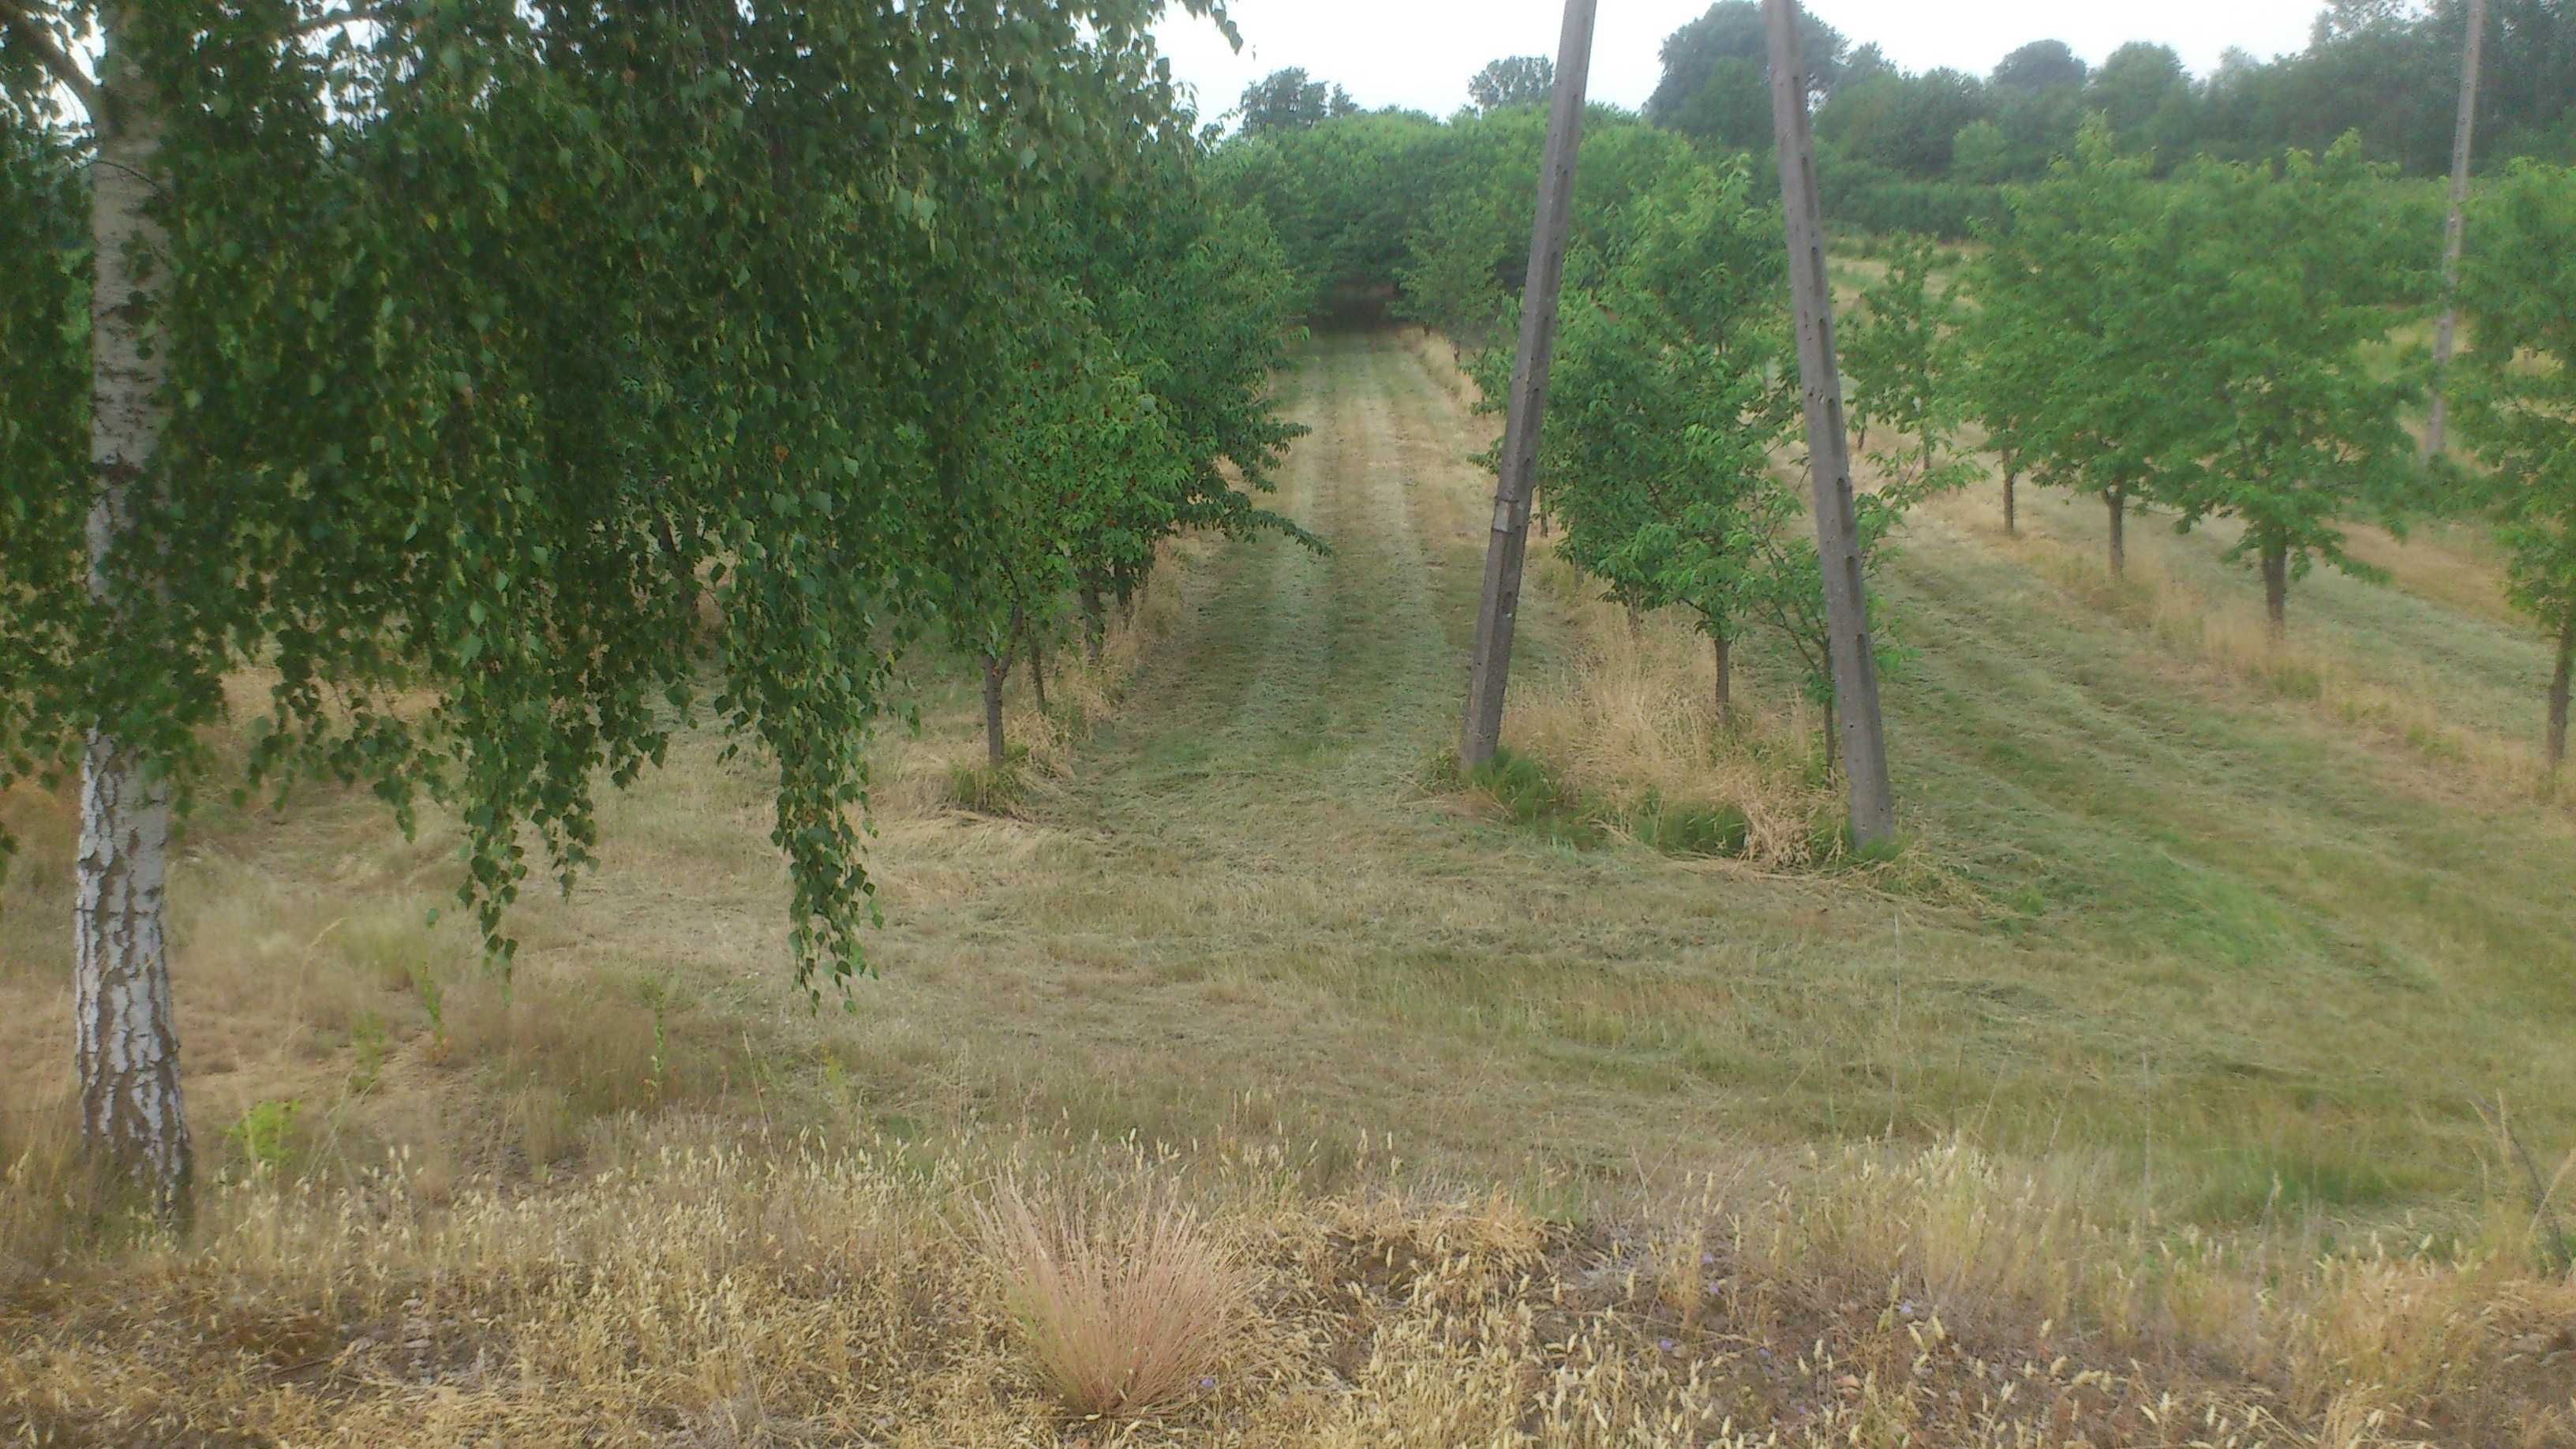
(6, 332, 2576, 1440)
(1432, 744, 1756, 861)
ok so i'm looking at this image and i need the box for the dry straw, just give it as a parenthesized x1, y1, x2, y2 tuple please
(971, 1178, 1247, 1418)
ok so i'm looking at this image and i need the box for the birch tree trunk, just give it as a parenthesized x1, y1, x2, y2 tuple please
(79, 3, 193, 1214)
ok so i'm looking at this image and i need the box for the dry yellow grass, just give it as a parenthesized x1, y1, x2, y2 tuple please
(6, 1125, 2570, 1445)
(1506, 554, 1846, 867)
(973, 1178, 1247, 1418)
(2339, 518, 2519, 627)
(1395, 324, 1485, 410)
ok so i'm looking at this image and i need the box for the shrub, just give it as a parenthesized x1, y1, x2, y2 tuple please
(224, 1099, 302, 1178)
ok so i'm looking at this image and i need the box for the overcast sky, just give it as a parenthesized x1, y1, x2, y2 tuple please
(1152, 1, 2328, 125)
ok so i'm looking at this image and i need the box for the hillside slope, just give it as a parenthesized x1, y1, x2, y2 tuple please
(6, 331, 2576, 1443)
(8, 330, 2574, 1222)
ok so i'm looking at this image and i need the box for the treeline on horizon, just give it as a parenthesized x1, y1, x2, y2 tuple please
(1215, 0, 2571, 243)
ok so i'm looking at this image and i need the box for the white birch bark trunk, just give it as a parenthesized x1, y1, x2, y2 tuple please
(77, 2, 192, 1213)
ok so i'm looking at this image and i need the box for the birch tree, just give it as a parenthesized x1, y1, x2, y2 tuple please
(0, 0, 1246, 1214)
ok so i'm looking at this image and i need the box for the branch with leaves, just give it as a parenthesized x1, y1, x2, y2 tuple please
(0, 0, 96, 110)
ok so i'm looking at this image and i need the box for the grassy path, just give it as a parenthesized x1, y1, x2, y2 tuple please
(799, 331, 2576, 1226)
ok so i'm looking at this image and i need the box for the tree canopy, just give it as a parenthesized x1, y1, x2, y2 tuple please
(0, 0, 1302, 1209)
(2453, 159, 2576, 764)
(1236, 66, 1359, 138)
(1469, 54, 1554, 113)
(1645, 0, 1846, 143)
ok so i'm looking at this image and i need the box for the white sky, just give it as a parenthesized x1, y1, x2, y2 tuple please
(1153, 2, 2328, 125)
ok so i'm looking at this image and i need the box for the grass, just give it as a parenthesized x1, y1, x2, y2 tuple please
(1915, 476, 2567, 803)
(972, 1178, 1246, 1418)
(1498, 566, 1852, 868)
(1440, 746, 1764, 863)
(6, 331, 2576, 1440)
(4, 1125, 2569, 1443)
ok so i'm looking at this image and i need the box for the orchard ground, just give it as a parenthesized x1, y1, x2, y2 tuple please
(6, 331, 2575, 1443)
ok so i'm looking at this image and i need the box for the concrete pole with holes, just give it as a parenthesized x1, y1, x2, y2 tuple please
(2426, 0, 2487, 459)
(1763, 0, 1896, 846)
(1459, 0, 1599, 768)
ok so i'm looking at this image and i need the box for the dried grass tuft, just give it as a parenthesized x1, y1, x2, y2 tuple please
(972, 1178, 1246, 1418)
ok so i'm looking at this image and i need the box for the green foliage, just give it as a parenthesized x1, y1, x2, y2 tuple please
(1646, 1, 1847, 136)
(1990, 39, 2089, 95)
(1210, 109, 1447, 315)
(1642, 3, 2576, 191)
(1451, 152, 1900, 740)
(2454, 160, 2576, 645)
(1217, 105, 1701, 336)
(1814, 163, 1999, 241)
(1949, 120, 2010, 184)
(1840, 234, 1974, 504)
(2089, 42, 2196, 161)
(1663, 56, 1773, 153)
(1235, 66, 1357, 139)
(1513, 164, 1793, 645)
(223, 1099, 301, 1176)
(1974, 122, 2431, 611)
(2155, 140, 2435, 601)
(1968, 122, 2193, 519)
(0, 0, 1297, 1005)
(1729, 495, 1910, 717)
(1814, 69, 1988, 178)
(1468, 54, 1552, 114)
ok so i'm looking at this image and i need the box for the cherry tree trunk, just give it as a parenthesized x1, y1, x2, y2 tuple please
(1078, 578, 1106, 665)
(981, 655, 1007, 769)
(78, 3, 193, 1215)
(2002, 469, 2016, 536)
(2105, 485, 2126, 579)
(2260, 539, 2290, 638)
(2550, 608, 2573, 770)
(1711, 634, 1733, 728)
